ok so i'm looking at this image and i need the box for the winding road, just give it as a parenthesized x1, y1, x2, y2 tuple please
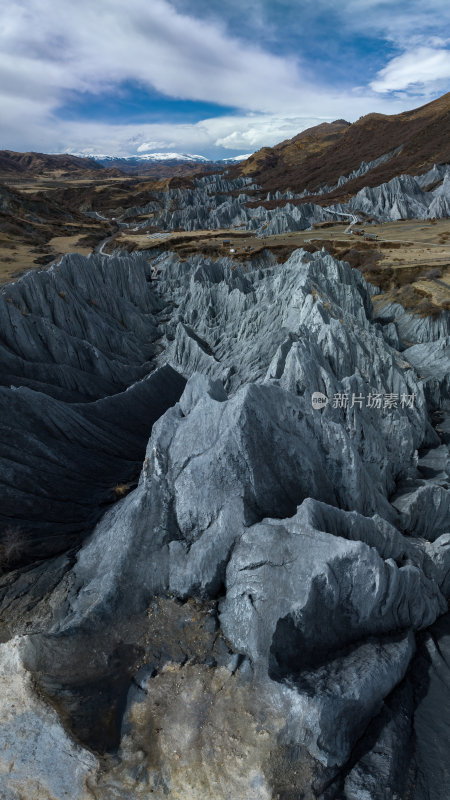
(326, 210, 360, 233)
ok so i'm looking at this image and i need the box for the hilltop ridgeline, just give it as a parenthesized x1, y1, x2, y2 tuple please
(230, 92, 450, 197)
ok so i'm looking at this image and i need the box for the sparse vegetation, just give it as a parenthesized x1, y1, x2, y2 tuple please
(0, 525, 30, 568)
(112, 482, 132, 499)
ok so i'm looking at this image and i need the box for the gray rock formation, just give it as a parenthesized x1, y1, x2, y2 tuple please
(0, 251, 187, 553)
(0, 251, 162, 400)
(0, 638, 97, 800)
(298, 145, 404, 198)
(220, 502, 445, 766)
(105, 159, 450, 250)
(121, 163, 450, 238)
(410, 613, 450, 800)
(332, 165, 450, 222)
(415, 163, 450, 188)
(374, 300, 450, 345)
(0, 241, 448, 799)
(0, 366, 185, 552)
(403, 337, 450, 407)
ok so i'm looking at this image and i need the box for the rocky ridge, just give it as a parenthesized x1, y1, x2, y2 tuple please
(122, 164, 450, 238)
(0, 241, 448, 799)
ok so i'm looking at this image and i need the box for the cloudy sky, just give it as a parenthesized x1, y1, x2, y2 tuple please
(1, 0, 449, 158)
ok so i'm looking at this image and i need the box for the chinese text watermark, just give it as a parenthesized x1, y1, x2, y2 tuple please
(311, 391, 416, 410)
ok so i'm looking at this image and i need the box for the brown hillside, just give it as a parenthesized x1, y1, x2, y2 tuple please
(239, 119, 350, 177)
(231, 93, 450, 198)
(0, 150, 123, 180)
(96, 160, 220, 179)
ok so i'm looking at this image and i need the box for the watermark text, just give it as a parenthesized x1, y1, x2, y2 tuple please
(311, 391, 416, 410)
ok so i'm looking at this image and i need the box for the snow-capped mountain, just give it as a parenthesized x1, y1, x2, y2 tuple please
(108, 152, 210, 163)
(67, 151, 251, 165)
(220, 153, 253, 163)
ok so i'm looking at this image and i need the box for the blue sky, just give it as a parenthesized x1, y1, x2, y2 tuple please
(0, 0, 449, 158)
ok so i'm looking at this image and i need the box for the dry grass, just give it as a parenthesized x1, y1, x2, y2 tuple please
(0, 229, 102, 287)
(0, 240, 36, 283)
(112, 482, 132, 499)
(49, 235, 92, 257)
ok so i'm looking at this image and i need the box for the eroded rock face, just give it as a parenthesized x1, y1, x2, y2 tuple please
(0, 244, 449, 799)
(333, 173, 446, 222)
(374, 301, 450, 345)
(404, 338, 450, 405)
(0, 251, 161, 401)
(0, 638, 97, 800)
(135, 164, 450, 237)
(0, 366, 186, 552)
(0, 250, 187, 554)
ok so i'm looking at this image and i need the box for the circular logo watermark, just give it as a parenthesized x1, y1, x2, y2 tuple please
(311, 392, 329, 410)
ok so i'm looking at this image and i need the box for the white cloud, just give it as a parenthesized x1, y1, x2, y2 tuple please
(52, 115, 327, 157)
(137, 141, 177, 152)
(211, 115, 330, 149)
(0, 95, 431, 158)
(0, 0, 308, 115)
(371, 47, 450, 93)
(46, 95, 427, 158)
(0, 0, 447, 156)
(326, 0, 450, 48)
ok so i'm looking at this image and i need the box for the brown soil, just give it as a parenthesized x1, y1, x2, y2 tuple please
(0, 180, 115, 283)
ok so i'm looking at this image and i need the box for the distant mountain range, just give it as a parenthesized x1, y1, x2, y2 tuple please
(74, 151, 253, 175)
(72, 152, 252, 165)
(0, 150, 122, 179)
(0, 149, 252, 181)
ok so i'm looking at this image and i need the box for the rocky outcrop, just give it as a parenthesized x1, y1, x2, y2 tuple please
(257, 150, 403, 203)
(123, 174, 260, 228)
(0, 244, 448, 799)
(415, 163, 450, 188)
(0, 638, 97, 800)
(127, 163, 450, 237)
(286, 146, 405, 200)
(259, 163, 450, 228)
(114, 162, 450, 238)
(332, 168, 450, 221)
(373, 300, 450, 345)
(0, 251, 163, 401)
(403, 337, 450, 407)
(0, 365, 185, 553)
(0, 251, 187, 554)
